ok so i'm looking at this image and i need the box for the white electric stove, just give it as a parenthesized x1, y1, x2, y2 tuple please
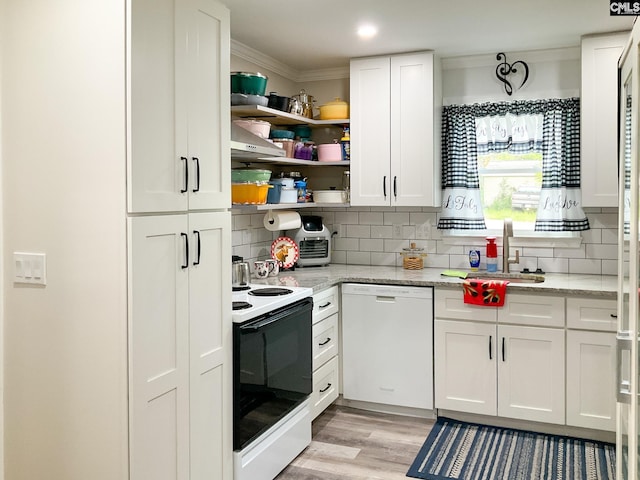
(231, 284, 313, 323)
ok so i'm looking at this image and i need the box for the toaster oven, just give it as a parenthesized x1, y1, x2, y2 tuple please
(288, 215, 331, 267)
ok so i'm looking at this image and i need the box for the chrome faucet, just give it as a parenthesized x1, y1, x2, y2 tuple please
(502, 218, 520, 273)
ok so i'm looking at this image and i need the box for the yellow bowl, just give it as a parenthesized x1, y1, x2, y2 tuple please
(232, 183, 272, 205)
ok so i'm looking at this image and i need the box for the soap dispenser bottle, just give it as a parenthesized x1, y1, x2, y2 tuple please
(486, 237, 498, 272)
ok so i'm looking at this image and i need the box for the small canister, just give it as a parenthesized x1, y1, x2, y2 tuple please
(294, 179, 307, 203)
(401, 242, 427, 270)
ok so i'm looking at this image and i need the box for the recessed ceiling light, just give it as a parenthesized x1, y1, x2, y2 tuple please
(357, 24, 378, 39)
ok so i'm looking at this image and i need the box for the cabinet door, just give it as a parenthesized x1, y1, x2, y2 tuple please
(567, 330, 617, 431)
(581, 32, 628, 207)
(390, 52, 440, 207)
(434, 320, 497, 415)
(185, 0, 230, 210)
(129, 0, 189, 213)
(129, 214, 190, 480)
(188, 211, 232, 479)
(128, 0, 230, 213)
(497, 325, 565, 424)
(350, 56, 391, 206)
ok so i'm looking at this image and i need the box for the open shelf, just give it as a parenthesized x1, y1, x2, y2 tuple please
(231, 202, 350, 211)
(231, 105, 349, 127)
(233, 157, 349, 167)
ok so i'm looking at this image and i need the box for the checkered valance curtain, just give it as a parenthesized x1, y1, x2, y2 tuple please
(437, 98, 590, 232)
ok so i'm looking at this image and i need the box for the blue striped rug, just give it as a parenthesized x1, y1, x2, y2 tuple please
(407, 417, 616, 480)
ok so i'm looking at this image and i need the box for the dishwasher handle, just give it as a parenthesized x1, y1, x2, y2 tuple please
(376, 295, 396, 303)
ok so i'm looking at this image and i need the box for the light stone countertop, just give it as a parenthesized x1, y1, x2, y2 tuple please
(251, 264, 618, 298)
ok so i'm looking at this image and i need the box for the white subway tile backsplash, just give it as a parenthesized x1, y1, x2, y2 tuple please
(334, 237, 359, 251)
(232, 206, 621, 275)
(347, 251, 371, 265)
(359, 211, 384, 225)
(371, 252, 398, 266)
(335, 211, 359, 224)
(331, 250, 346, 264)
(580, 228, 601, 244)
(346, 224, 371, 238)
(585, 243, 618, 260)
(569, 258, 602, 275)
(371, 225, 393, 239)
(537, 257, 568, 273)
(360, 238, 384, 252)
(383, 212, 410, 225)
(602, 259, 618, 276)
(601, 228, 618, 245)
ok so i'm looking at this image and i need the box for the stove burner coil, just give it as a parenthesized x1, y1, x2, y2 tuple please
(232, 301, 253, 311)
(248, 287, 294, 297)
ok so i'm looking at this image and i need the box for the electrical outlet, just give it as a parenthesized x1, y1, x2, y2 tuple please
(334, 224, 344, 237)
(392, 224, 403, 239)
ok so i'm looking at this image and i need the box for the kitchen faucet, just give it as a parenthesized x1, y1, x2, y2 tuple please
(502, 218, 520, 273)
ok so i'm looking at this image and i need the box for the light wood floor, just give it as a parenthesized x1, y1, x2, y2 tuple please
(276, 404, 435, 480)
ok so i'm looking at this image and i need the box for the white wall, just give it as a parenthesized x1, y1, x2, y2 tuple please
(1, 1, 128, 479)
(442, 48, 581, 105)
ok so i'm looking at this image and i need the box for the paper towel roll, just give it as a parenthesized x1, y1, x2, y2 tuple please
(263, 210, 301, 231)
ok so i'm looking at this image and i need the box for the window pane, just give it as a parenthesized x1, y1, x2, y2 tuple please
(478, 151, 542, 230)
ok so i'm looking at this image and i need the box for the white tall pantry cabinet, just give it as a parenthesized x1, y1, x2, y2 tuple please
(1, 0, 231, 479)
(128, 1, 232, 480)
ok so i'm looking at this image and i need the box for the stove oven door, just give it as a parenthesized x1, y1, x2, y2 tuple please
(233, 297, 313, 451)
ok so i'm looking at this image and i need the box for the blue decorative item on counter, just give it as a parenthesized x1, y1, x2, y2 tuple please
(469, 250, 480, 271)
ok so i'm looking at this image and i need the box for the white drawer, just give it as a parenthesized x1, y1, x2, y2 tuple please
(313, 285, 339, 324)
(435, 288, 497, 322)
(498, 293, 565, 328)
(567, 297, 617, 331)
(312, 313, 339, 371)
(311, 355, 339, 420)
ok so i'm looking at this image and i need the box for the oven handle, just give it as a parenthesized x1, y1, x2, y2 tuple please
(239, 300, 312, 332)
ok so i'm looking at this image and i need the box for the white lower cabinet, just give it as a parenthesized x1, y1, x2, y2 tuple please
(311, 286, 340, 419)
(434, 320, 496, 415)
(434, 288, 566, 425)
(567, 328, 617, 431)
(435, 320, 565, 424)
(497, 325, 565, 424)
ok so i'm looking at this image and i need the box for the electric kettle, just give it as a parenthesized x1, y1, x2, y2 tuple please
(232, 255, 250, 289)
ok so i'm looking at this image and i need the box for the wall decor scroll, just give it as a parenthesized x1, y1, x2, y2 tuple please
(495, 52, 529, 96)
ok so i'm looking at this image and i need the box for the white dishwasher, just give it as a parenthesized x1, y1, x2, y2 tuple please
(341, 283, 433, 410)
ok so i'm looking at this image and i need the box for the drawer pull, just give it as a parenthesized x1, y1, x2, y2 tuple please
(502, 337, 506, 362)
(319, 337, 331, 346)
(319, 302, 331, 309)
(611, 314, 618, 319)
(319, 383, 332, 393)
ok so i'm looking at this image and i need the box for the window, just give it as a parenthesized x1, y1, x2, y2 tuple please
(478, 150, 542, 231)
(437, 98, 589, 234)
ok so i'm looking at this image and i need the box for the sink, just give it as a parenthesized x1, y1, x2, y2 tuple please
(467, 273, 545, 283)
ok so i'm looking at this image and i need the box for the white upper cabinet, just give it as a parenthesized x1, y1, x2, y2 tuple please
(128, 0, 230, 213)
(350, 52, 441, 207)
(581, 32, 628, 207)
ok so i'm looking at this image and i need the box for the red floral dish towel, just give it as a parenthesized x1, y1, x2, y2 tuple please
(462, 279, 510, 307)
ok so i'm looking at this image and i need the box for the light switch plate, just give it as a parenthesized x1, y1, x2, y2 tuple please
(13, 252, 47, 285)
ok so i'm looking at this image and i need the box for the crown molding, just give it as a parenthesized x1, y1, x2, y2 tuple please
(442, 46, 580, 70)
(231, 39, 349, 82)
(297, 67, 350, 82)
(231, 39, 299, 79)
